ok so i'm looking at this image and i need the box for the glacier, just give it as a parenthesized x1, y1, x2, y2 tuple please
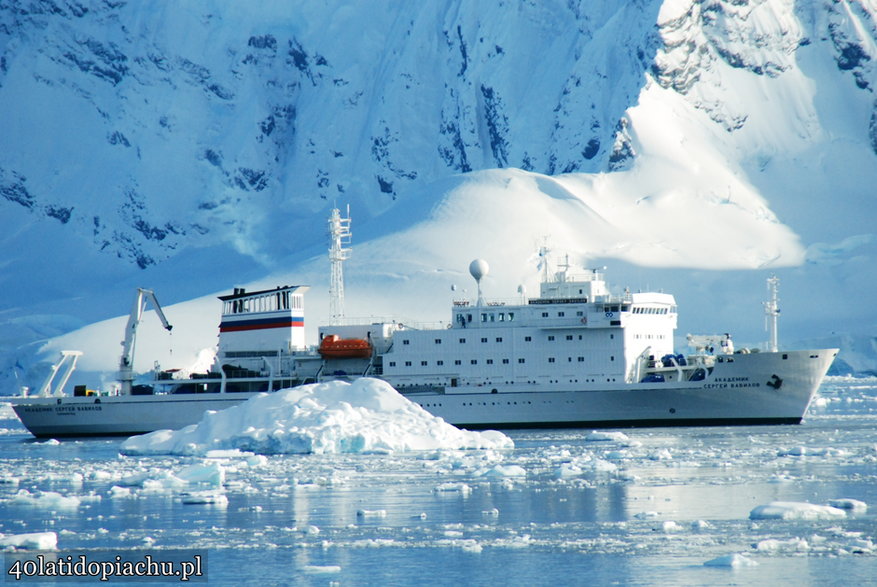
(0, 0, 875, 391)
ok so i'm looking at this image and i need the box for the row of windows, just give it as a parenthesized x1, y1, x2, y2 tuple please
(633, 306, 670, 315)
(388, 355, 614, 368)
(456, 312, 516, 325)
(404, 333, 616, 346)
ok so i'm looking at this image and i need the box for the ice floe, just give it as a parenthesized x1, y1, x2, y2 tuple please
(749, 501, 847, 521)
(0, 532, 57, 551)
(827, 498, 867, 512)
(704, 553, 759, 568)
(120, 379, 513, 456)
(10, 489, 99, 510)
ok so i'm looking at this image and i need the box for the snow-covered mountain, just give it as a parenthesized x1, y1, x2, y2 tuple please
(1, 0, 875, 392)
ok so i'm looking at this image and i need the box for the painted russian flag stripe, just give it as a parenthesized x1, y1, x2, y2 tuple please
(219, 317, 304, 332)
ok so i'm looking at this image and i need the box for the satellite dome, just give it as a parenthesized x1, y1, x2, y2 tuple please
(469, 259, 489, 281)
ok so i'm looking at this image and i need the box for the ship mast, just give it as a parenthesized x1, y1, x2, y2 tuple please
(764, 275, 780, 352)
(328, 206, 352, 326)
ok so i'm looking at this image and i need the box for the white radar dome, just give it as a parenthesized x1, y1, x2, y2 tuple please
(469, 259, 489, 282)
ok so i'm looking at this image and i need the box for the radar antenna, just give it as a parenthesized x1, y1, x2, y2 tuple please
(469, 259, 489, 307)
(328, 206, 352, 325)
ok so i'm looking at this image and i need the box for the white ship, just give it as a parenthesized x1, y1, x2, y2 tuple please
(10, 209, 837, 438)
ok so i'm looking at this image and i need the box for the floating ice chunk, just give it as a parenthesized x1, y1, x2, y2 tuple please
(120, 379, 513, 456)
(174, 462, 225, 488)
(827, 499, 867, 512)
(704, 553, 758, 568)
(12, 489, 84, 509)
(179, 490, 228, 506)
(108, 486, 131, 499)
(691, 520, 713, 530)
(356, 509, 387, 518)
(38, 439, 60, 446)
(246, 454, 268, 467)
(756, 538, 810, 552)
(481, 508, 500, 517)
(480, 464, 526, 478)
(661, 520, 683, 533)
(303, 565, 341, 574)
(460, 540, 483, 553)
(749, 501, 846, 521)
(591, 459, 618, 473)
(434, 482, 472, 495)
(649, 449, 673, 461)
(87, 470, 114, 482)
(779, 446, 808, 456)
(0, 532, 57, 550)
(585, 431, 630, 443)
(555, 463, 582, 478)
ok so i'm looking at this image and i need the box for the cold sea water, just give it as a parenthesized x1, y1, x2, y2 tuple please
(0, 377, 875, 586)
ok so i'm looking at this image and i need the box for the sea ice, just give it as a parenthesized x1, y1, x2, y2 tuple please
(0, 532, 57, 550)
(174, 462, 225, 487)
(179, 490, 228, 506)
(749, 501, 847, 521)
(11, 489, 88, 509)
(585, 431, 630, 443)
(704, 553, 759, 568)
(356, 509, 387, 518)
(827, 498, 867, 512)
(120, 379, 513, 456)
(478, 464, 526, 477)
(302, 565, 341, 574)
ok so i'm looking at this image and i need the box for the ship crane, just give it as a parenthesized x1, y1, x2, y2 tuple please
(119, 288, 172, 395)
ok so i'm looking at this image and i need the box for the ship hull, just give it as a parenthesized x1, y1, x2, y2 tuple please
(8, 349, 836, 439)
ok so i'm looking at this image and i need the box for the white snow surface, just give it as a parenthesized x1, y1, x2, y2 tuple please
(120, 378, 513, 456)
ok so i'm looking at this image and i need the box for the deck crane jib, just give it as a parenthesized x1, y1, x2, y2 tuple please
(119, 288, 173, 395)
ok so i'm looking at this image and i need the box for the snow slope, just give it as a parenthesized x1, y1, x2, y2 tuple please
(1, 0, 876, 390)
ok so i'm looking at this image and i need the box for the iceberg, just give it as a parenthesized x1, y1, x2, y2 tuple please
(120, 379, 513, 456)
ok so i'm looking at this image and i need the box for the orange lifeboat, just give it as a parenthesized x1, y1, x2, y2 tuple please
(318, 334, 373, 359)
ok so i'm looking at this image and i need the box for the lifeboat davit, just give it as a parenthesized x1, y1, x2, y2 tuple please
(318, 334, 373, 359)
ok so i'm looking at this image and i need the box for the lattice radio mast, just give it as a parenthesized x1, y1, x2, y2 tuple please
(328, 206, 352, 325)
(764, 275, 780, 352)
